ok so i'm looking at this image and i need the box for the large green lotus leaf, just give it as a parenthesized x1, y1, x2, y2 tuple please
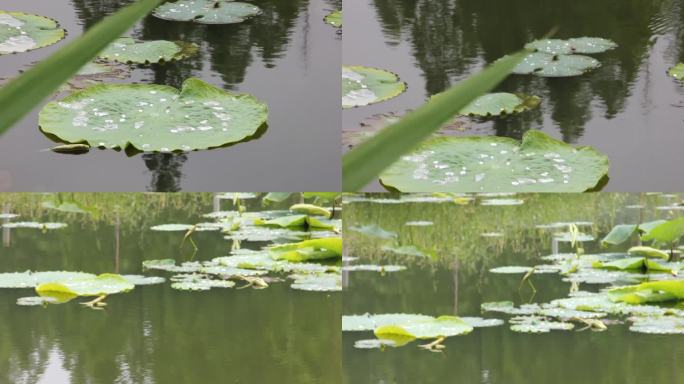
(223, 226, 307, 242)
(608, 280, 684, 304)
(0, 271, 95, 288)
(509, 316, 574, 333)
(457, 93, 540, 117)
(254, 215, 335, 230)
(269, 238, 342, 262)
(343, 314, 434, 331)
(349, 224, 397, 239)
(374, 316, 473, 340)
(325, 10, 342, 28)
(0, 11, 65, 55)
(290, 273, 341, 292)
(98, 37, 198, 64)
(592, 257, 674, 273)
(342, 65, 406, 108)
(153, 0, 261, 24)
(514, 52, 600, 77)
(669, 63, 684, 82)
(2, 222, 67, 229)
(628, 246, 669, 260)
(39, 78, 268, 152)
(36, 273, 134, 297)
(629, 316, 684, 334)
(525, 38, 617, 55)
(380, 130, 609, 192)
(641, 217, 684, 244)
(601, 224, 637, 246)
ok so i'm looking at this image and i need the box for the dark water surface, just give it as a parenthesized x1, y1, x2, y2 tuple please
(343, 193, 684, 384)
(0, 0, 341, 192)
(344, 0, 684, 192)
(0, 194, 341, 383)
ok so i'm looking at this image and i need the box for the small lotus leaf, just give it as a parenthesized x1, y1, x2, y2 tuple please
(536, 221, 593, 229)
(509, 316, 574, 333)
(458, 93, 540, 117)
(289, 203, 331, 217)
(98, 37, 197, 64)
(525, 37, 617, 55)
(629, 316, 684, 334)
(353, 339, 397, 349)
(342, 314, 434, 331)
(153, 0, 262, 24)
(404, 221, 433, 227)
(16, 296, 59, 306)
(536, 307, 606, 319)
(325, 10, 342, 28)
(121, 275, 166, 285)
(628, 246, 670, 260)
(39, 78, 268, 152)
(0, 271, 95, 288)
(342, 264, 407, 272)
(0, 11, 65, 55)
(461, 317, 505, 327)
(36, 273, 134, 297)
(2, 222, 67, 229)
(349, 224, 397, 239)
(201, 266, 268, 277)
(342, 65, 406, 108)
(290, 273, 341, 292)
(669, 63, 684, 82)
(480, 198, 525, 206)
(0, 213, 18, 219)
(481, 301, 540, 315)
(380, 130, 609, 192)
(514, 52, 600, 77)
(489, 266, 533, 274)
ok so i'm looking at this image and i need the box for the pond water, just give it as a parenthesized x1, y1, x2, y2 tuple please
(0, 0, 341, 192)
(343, 0, 684, 192)
(343, 193, 684, 383)
(0, 193, 341, 383)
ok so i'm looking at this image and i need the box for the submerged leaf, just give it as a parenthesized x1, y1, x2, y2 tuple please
(380, 130, 609, 192)
(98, 37, 198, 64)
(153, 0, 262, 24)
(342, 65, 406, 108)
(39, 78, 268, 152)
(0, 11, 65, 55)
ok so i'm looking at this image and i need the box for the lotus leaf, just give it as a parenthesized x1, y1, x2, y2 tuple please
(214, 253, 284, 270)
(536, 308, 606, 319)
(342, 264, 407, 273)
(2, 222, 67, 229)
(201, 266, 268, 277)
(36, 273, 134, 297)
(509, 316, 574, 333)
(342, 313, 434, 331)
(0, 271, 95, 288)
(460, 317, 505, 327)
(254, 214, 335, 230)
(608, 280, 684, 304)
(514, 52, 600, 77)
(142, 259, 176, 271)
(290, 273, 341, 292)
(374, 316, 473, 340)
(342, 65, 406, 108)
(629, 316, 684, 334)
(404, 221, 433, 226)
(170, 275, 235, 291)
(525, 37, 617, 55)
(98, 37, 198, 64)
(0, 11, 65, 55)
(628, 246, 669, 260)
(481, 301, 540, 315)
(489, 266, 533, 274)
(16, 296, 59, 306)
(381, 245, 432, 258)
(268, 238, 342, 262)
(380, 130, 609, 192)
(669, 63, 684, 82)
(153, 0, 262, 24)
(536, 221, 593, 229)
(353, 339, 397, 349)
(601, 224, 638, 246)
(325, 10, 342, 28)
(480, 198, 525, 206)
(39, 78, 268, 152)
(289, 203, 331, 218)
(223, 226, 306, 242)
(591, 257, 674, 273)
(349, 224, 396, 239)
(121, 275, 166, 285)
(457, 93, 540, 117)
(641, 217, 684, 244)
(0, 213, 18, 219)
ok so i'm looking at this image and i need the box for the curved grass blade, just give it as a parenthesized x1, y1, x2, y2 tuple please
(0, 0, 165, 134)
(342, 51, 527, 191)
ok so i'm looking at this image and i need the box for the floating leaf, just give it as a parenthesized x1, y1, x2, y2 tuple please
(342, 264, 407, 273)
(353, 339, 397, 349)
(36, 273, 134, 298)
(608, 280, 684, 304)
(290, 273, 341, 292)
(669, 63, 684, 82)
(121, 275, 165, 285)
(142, 259, 176, 271)
(380, 130, 609, 192)
(536, 308, 606, 319)
(457, 93, 540, 117)
(509, 316, 574, 333)
(39, 78, 268, 152)
(629, 316, 684, 334)
(153, 0, 262, 24)
(342, 65, 406, 108)
(489, 266, 533, 274)
(460, 317, 505, 328)
(289, 203, 331, 218)
(0, 11, 65, 55)
(349, 224, 397, 239)
(514, 52, 600, 77)
(592, 257, 673, 273)
(0, 271, 95, 288)
(170, 276, 235, 291)
(342, 313, 434, 331)
(2, 222, 67, 229)
(16, 296, 59, 306)
(150, 224, 195, 231)
(404, 221, 433, 227)
(374, 316, 473, 340)
(525, 37, 617, 55)
(269, 238, 342, 262)
(254, 214, 335, 230)
(325, 10, 342, 28)
(0, 213, 18, 219)
(200, 266, 268, 277)
(628, 246, 669, 260)
(536, 221, 593, 229)
(98, 37, 197, 64)
(481, 301, 540, 315)
(223, 226, 306, 242)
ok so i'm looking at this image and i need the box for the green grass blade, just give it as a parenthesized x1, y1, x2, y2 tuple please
(342, 51, 527, 191)
(0, 0, 164, 134)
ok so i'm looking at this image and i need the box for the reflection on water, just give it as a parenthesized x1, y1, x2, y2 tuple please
(345, 0, 684, 191)
(0, 193, 341, 384)
(343, 193, 684, 383)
